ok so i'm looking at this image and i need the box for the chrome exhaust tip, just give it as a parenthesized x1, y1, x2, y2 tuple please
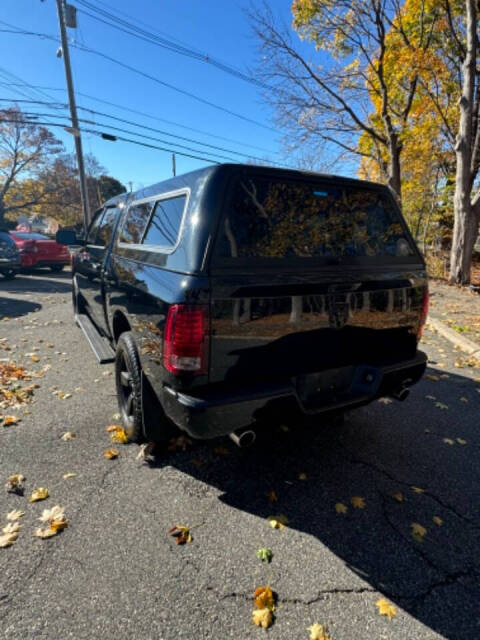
(229, 428, 256, 448)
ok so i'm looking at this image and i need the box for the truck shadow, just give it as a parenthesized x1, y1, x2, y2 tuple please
(0, 295, 41, 318)
(152, 367, 480, 639)
(0, 273, 72, 295)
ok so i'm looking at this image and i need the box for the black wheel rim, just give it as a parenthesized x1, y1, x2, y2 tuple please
(118, 352, 134, 429)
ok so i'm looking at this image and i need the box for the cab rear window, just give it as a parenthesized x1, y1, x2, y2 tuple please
(215, 176, 415, 262)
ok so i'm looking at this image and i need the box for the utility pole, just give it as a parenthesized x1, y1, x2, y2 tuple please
(172, 153, 176, 177)
(55, 0, 90, 231)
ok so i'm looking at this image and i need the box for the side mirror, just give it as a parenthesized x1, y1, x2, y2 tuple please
(56, 229, 80, 245)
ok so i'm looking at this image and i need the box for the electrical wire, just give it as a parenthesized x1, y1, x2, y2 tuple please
(0, 23, 278, 133)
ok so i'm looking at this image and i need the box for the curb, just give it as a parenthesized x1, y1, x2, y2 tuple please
(426, 315, 480, 357)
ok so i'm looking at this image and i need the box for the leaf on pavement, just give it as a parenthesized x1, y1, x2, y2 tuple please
(456, 438, 467, 445)
(433, 516, 443, 526)
(0, 531, 19, 548)
(5, 474, 25, 494)
(60, 431, 76, 441)
(268, 514, 289, 529)
(460, 397, 468, 403)
(168, 435, 193, 452)
(426, 374, 439, 382)
(308, 622, 332, 639)
(3, 415, 20, 427)
(389, 492, 405, 503)
(252, 608, 273, 629)
(35, 505, 68, 539)
(30, 355, 39, 363)
(376, 598, 397, 620)
(168, 524, 192, 544)
(411, 522, 427, 542)
(62, 472, 77, 479)
(443, 438, 455, 445)
(256, 547, 273, 563)
(29, 487, 49, 503)
(266, 490, 278, 502)
(435, 402, 448, 410)
(212, 445, 230, 457)
(136, 442, 156, 462)
(2, 522, 22, 534)
(6, 509, 24, 521)
(109, 426, 128, 444)
(104, 448, 119, 460)
(425, 395, 436, 400)
(411, 486, 425, 494)
(335, 502, 348, 514)
(350, 496, 366, 509)
(378, 397, 393, 404)
(298, 472, 308, 480)
(253, 585, 275, 610)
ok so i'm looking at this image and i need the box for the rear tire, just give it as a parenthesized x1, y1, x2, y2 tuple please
(1, 270, 16, 279)
(51, 264, 65, 272)
(115, 332, 144, 443)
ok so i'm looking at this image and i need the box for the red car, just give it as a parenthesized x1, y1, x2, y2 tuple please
(9, 232, 71, 272)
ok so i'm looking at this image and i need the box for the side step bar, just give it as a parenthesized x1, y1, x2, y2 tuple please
(75, 313, 115, 364)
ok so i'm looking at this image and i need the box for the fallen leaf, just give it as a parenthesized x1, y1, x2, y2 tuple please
(335, 502, 348, 514)
(435, 402, 448, 410)
(6, 509, 24, 521)
(0, 531, 18, 547)
(106, 424, 121, 432)
(29, 487, 49, 503)
(433, 516, 443, 526)
(62, 472, 77, 479)
(5, 474, 25, 494)
(298, 472, 308, 481)
(390, 492, 404, 503)
(266, 490, 278, 502)
(213, 445, 230, 456)
(279, 424, 289, 432)
(376, 598, 397, 620)
(31, 355, 39, 363)
(167, 435, 192, 452)
(2, 521, 22, 534)
(3, 415, 20, 427)
(425, 395, 436, 401)
(411, 486, 425, 494)
(104, 448, 119, 459)
(426, 374, 439, 382)
(60, 431, 76, 441)
(268, 514, 289, 529)
(252, 608, 273, 629)
(112, 412, 121, 420)
(168, 524, 192, 544)
(456, 438, 467, 445)
(351, 496, 366, 509)
(411, 522, 427, 542)
(109, 426, 128, 444)
(256, 547, 273, 563)
(378, 397, 393, 404)
(308, 622, 332, 639)
(443, 438, 455, 445)
(460, 397, 468, 403)
(190, 457, 204, 467)
(136, 442, 156, 462)
(253, 585, 275, 610)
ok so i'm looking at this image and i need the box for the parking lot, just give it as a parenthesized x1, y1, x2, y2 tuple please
(1, 270, 480, 639)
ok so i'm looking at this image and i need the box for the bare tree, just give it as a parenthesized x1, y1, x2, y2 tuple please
(0, 107, 63, 226)
(250, 2, 437, 202)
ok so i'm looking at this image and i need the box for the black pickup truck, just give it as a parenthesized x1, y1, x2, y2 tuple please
(57, 164, 428, 446)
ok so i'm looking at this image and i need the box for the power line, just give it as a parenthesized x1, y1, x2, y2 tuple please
(0, 116, 228, 165)
(0, 23, 278, 133)
(0, 83, 275, 154)
(74, 0, 269, 90)
(0, 98, 281, 165)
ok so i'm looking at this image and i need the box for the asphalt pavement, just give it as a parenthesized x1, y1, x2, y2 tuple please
(1, 270, 480, 640)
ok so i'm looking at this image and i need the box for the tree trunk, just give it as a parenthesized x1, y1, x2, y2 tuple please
(0, 200, 5, 228)
(387, 137, 402, 203)
(449, 0, 478, 285)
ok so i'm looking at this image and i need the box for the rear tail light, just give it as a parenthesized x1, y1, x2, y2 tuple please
(417, 288, 429, 339)
(163, 304, 209, 375)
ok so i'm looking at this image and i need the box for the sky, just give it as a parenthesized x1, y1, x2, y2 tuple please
(0, 0, 347, 191)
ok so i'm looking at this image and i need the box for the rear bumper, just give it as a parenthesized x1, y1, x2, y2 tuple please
(20, 256, 70, 268)
(161, 351, 427, 439)
(0, 257, 21, 271)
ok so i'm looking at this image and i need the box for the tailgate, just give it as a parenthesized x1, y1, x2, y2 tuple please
(209, 272, 426, 385)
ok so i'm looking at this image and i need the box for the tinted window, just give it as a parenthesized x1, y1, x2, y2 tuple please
(96, 207, 119, 247)
(119, 201, 154, 244)
(142, 195, 186, 248)
(0, 232, 16, 247)
(216, 176, 414, 261)
(86, 209, 104, 244)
